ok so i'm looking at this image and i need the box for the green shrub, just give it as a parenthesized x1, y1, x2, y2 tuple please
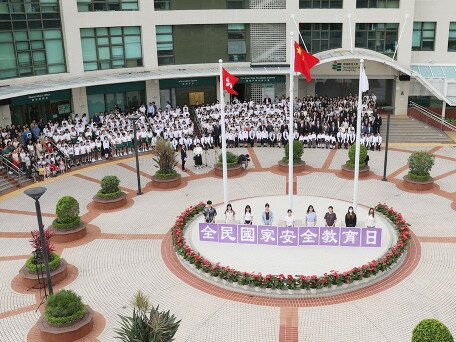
(217, 151, 239, 167)
(25, 253, 61, 273)
(155, 169, 178, 179)
(52, 196, 80, 230)
(412, 319, 454, 342)
(153, 139, 177, 177)
(408, 172, 431, 182)
(116, 291, 181, 342)
(44, 289, 86, 326)
(283, 140, 304, 164)
(101, 176, 120, 194)
(408, 151, 435, 180)
(345, 144, 368, 169)
(96, 189, 122, 199)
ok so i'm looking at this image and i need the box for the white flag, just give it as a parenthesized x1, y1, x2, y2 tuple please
(360, 65, 369, 92)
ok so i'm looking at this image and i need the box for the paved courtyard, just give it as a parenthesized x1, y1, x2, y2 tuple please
(0, 144, 456, 342)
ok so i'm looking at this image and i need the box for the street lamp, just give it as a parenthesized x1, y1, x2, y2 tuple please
(24, 187, 53, 295)
(128, 113, 143, 195)
(382, 106, 395, 181)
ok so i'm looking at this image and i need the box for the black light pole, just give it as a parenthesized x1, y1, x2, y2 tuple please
(382, 106, 394, 181)
(128, 114, 143, 195)
(24, 187, 53, 295)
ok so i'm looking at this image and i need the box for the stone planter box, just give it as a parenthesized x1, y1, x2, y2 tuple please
(19, 258, 68, 288)
(213, 164, 243, 177)
(38, 305, 94, 342)
(151, 174, 182, 189)
(278, 160, 306, 174)
(341, 165, 371, 179)
(402, 175, 434, 191)
(92, 192, 127, 210)
(49, 222, 87, 243)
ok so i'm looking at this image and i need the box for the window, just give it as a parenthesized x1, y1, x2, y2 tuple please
(299, 23, 342, 54)
(0, 0, 66, 80)
(355, 23, 399, 57)
(156, 25, 174, 65)
(412, 22, 436, 51)
(154, 0, 171, 10)
(299, 0, 343, 9)
(228, 24, 246, 62)
(226, 0, 245, 8)
(80, 26, 143, 71)
(356, 0, 399, 8)
(449, 22, 456, 52)
(77, 0, 138, 12)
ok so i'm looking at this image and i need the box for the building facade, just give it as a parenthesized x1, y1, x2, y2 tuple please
(0, 0, 455, 126)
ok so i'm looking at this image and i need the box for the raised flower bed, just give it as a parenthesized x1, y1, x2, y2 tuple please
(171, 202, 411, 293)
(49, 196, 87, 243)
(92, 176, 127, 210)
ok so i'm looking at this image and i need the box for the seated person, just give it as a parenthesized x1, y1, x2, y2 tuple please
(237, 154, 250, 169)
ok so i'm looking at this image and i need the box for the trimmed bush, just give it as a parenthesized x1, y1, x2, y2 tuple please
(408, 151, 435, 181)
(217, 151, 239, 167)
(412, 319, 454, 342)
(44, 289, 86, 326)
(153, 139, 177, 178)
(283, 140, 304, 164)
(345, 144, 368, 169)
(25, 253, 61, 273)
(97, 176, 122, 199)
(155, 169, 178, 179)
(52, 196, 81, 230)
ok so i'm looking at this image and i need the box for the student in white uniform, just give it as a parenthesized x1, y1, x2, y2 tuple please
(283, 209, 296, 227)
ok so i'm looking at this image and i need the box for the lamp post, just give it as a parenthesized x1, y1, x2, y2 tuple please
(382, 106, 394, 181)
(128, 113, 143, 195)
(24, 187, 53, 295)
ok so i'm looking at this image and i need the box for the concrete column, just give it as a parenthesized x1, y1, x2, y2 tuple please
(0, 105, 12, 126)
(393, 79, 410, 116)
(145, 80, 161, 108)
(298, 78, 315, 98)
(71, 87, 88, 116)
(59, 0, 84, 76)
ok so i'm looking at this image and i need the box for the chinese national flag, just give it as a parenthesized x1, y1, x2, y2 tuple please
(222, 67, 239, 95)
(294, 42, 320, 83)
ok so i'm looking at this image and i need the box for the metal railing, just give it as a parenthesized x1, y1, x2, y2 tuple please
(0, 156, 26, 187)
(409, 102, 456, 132)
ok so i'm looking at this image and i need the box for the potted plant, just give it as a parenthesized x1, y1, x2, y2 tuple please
(37, 289, 94, 342)
(116, 291, 181, 342)
(92, 176, 128, 210)
(412, 319, 453, 342)
(403, 151, 435, 191)
(151, 138, 182, 189)
(214, 151, 244, 177)
(50, 196, 87, 243)
(19, 229, 68, 289)
(278, 140, 306, 173)
(341, 144, 371, 178)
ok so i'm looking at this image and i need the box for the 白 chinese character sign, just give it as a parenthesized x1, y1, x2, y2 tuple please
(198, 224, 382, 248)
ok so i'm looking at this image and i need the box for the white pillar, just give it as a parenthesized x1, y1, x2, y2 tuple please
(146, 79, 161, 108)
(71, 87, 88, 116)
(0, 105, 12, 126)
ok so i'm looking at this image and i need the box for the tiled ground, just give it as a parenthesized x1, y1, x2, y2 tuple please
(0, 144, 455, 342)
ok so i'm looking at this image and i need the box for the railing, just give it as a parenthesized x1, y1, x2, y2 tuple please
(0, 156, 26, 187)
(409, 102, 456, 132)
(47, 139, 71, 168)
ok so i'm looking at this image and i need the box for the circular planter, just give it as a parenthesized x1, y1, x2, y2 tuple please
(278, 160, 306, 174)
(341, 164, 371, 179)
(49, 222, 87, 243)
(151, 174, 182, 189)
(19, 258, 68, 288)
(402, 175, 434, 191)
(214, 164, 244, 177)
(38, 305, 94, 342)
(92, 192, 127, 210)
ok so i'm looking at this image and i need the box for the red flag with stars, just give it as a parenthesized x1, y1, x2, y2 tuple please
(222, 67, 239, 95)
(294, 42, 320, 82)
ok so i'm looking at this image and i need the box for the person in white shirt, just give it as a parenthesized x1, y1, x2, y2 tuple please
(365, 208, 377, 227)
(284, 209, 295, 227)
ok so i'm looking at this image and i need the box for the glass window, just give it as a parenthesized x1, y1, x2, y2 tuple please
(156, 25, 174, 65)
(154, 0, 171, 10)
(299, 23, 342, 54)
(77, 0, 138, 12)
(412, 22, 436, 51)
(299, 0, 343, 8)
(356, 0, 399, 8)
(449, 22, 456, 52)
(355, 23, 399, 57)
(228, 23, 246, 62)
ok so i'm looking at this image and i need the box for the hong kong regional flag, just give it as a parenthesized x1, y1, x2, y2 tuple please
(294, 41, 319, 83)
(222, 67, 239, 95)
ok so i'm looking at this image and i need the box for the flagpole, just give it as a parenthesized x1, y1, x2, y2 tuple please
(288, 32, 295, 211)
(353, 59, 364, 212)
(219, 59, 228, 209)
(348, 14, 353, 52)
(291, 14, 309, 53)
(392, 13, 409, 61)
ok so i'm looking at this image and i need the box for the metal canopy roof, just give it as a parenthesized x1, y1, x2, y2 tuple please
(411, 65, 456, 79)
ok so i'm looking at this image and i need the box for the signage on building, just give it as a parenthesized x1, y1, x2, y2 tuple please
(237, 75, 286, 84)
(10, 89, 72, 106)
(58, 104, 71, 115)
(159, 77, 216, 89)
(332, 61, 360, 73)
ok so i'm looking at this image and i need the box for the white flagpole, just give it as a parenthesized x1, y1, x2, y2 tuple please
(392, 13, 409, 61)
(353, 59, 365, 212)
(288, 32, 295, 211)
(219, 59, 228, 208)
(348, 14, 353, 52)
(291, 14, 309, 53)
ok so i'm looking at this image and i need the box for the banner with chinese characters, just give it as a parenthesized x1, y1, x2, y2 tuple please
(198, 224, 382, 247)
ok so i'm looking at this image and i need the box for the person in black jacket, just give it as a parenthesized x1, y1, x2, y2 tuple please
(180, 144, 187, 171)
(345, 206, 357, 227)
